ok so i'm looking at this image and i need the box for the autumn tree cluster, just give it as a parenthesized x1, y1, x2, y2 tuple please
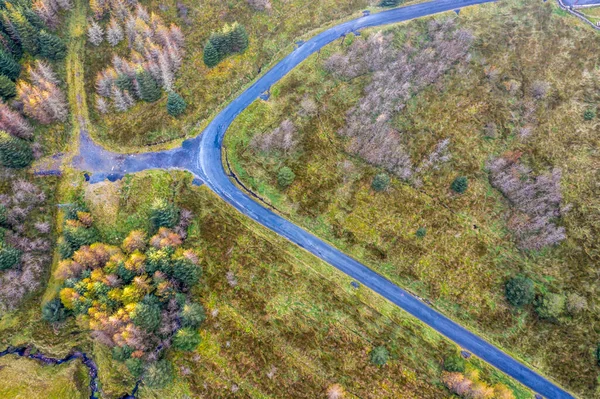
(0, 177, 52, 313)
(91, 1, 186, 116)
(51, 203, 205, 385)
(442, 370, 515, 399)
(486, 154, 565, 251)
(17, 60, 67, 124)
(203, 22, 248, 68)
(325, 20, 468, 183)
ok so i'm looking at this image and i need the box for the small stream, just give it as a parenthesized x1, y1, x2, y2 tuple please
(0, 346, 139, 399)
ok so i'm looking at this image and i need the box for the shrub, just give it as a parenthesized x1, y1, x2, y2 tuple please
(566, 293, 588, 316)
(0, 241, 21, 270)
(0, 131, 33, 168)
(145, 360, 174, 388)
(372, 173, 390, 192)
(42, 298, 67, 323)
(444, 354, 465, 372)
(584, 109, 595, 121)
(167, 91, 186, 117)
(369, 346, 389, 366)
(535, 293, 565, 321)
(172, 327, 201, 351)
(451, 176, 468, 194)
(181, 302, 206, 329)
(0, 75, 16, 100)
(63, 225, 99, 252)
(415, 227, 427, 238)
(505, 276, 535, 307)
(125, 358, 144, 377)
(150, 198, 180, 229)
(277, 166, 295, 188)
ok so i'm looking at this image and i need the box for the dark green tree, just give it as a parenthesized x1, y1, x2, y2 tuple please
(0, 204, 6, 226)
(125, 358, 144, 377)
(181, 302, 206, 329)
(38, 31, 66, 60)
(0, 131, 32, 168)
(145, 360, 174, 388)
(209, 32, 228, 57)
(63, 225, 99, 252)
(117, 261, 136, 284)
(115, 73, 134, 93)
(166, 91, 186, 117)
(173, 257, 201, 287)
(0, 50, 20, 80)
(42, 298, 67, 323)
(136, 70, 161, 102)
(505, 276, 534, 307)
(112, 345, 133, 362)
(450, 176, 468, 194)
(172, 327, 201, 351)
(415, 227, 427, 238)
(149, 198, 180, 229)
(23, 9, 46, 31)
(203, 40, 219, 68)
(0, 240, 21, 270)
(372, 173, 390, 192)
(379, 0, 401, 7)
(369, 346, 389, 366)
(9, 8, 38, 54)
(584, 109, 595, 121)
(131, 298, 162, 331)
(0, 74, 15, 100)
(0, 30, 22, 60)
(444, 353, 465, 372)
(277, 166, 295, 188)
(229, 23, 248, 53)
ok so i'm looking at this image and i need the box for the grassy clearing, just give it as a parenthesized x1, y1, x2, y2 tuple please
(0, 355, 89, 399)
(225, 0, 600, 396)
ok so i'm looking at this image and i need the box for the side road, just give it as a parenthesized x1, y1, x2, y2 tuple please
(75, 1, 576, 397)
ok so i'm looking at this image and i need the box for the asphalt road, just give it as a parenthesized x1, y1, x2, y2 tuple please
(76, 1, 577, 397)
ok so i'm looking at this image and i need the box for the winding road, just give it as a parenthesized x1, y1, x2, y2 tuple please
(74, 0, 577, 397)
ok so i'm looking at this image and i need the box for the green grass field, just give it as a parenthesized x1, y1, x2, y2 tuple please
(225, 0, 600, 397)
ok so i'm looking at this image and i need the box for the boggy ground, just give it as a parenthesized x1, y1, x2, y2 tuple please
(225, 0, 600, 396)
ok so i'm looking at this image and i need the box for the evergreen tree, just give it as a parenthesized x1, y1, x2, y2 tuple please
(38, 31, 66, 60)
(23, 9, 46, 31)
(0, 240, 21, 270)
(115, 73, 134, 93)
(8, 6, 38, 54)
(505, 276, 534, 307)
(166, 91, 186, 117)
(145, 360, 173, 388)
(369, 346, 389, 366)
(0, 49, 20, 80)
(444, 354, 465, 372)
(372, 173, 390, 192)
(0, 130, 32, 168)
(450, 176, 468, 194)
(379, 0, 401, 7)
(42, 298, 67, 323)
(131, 298, 162, 331)
(112, 345, 133, 362)
(136, 69, 161, 102)
(172, 257, 201, 287)
(125, 358, 144, 377)
(0, 30, 22, 60)
(0, 74, 15, 100)
(208, 32, 228, 58)
(172, 328, 201, 351)
(277, 166, 295, 188)
(181, 302, 206, 329)
(229, 23, 248, 53)
(149, 198, 180, 229)
(203, 40, 219, 68)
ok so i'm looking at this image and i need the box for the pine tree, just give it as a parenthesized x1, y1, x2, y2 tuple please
(0, 30, 22, 60)
(166, 91, 186, 117)
(7, 5, 39, 55)
(106, 18, 123, 46)
(0, 240, 21, 270)
(229, 23, 248, 53)
(136, 69, 161, 102)
(38, 30, 66, 60)
(0, 130, 33, 168)
(379, 0, 401, 7)
(0, 74, 15, 100)
(203, 40, 219, 68)
(208, 32, 227, 58)
(23, 9, 46, 31)
(0, 49, 20, 80)
(87, 20, 103, 46)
